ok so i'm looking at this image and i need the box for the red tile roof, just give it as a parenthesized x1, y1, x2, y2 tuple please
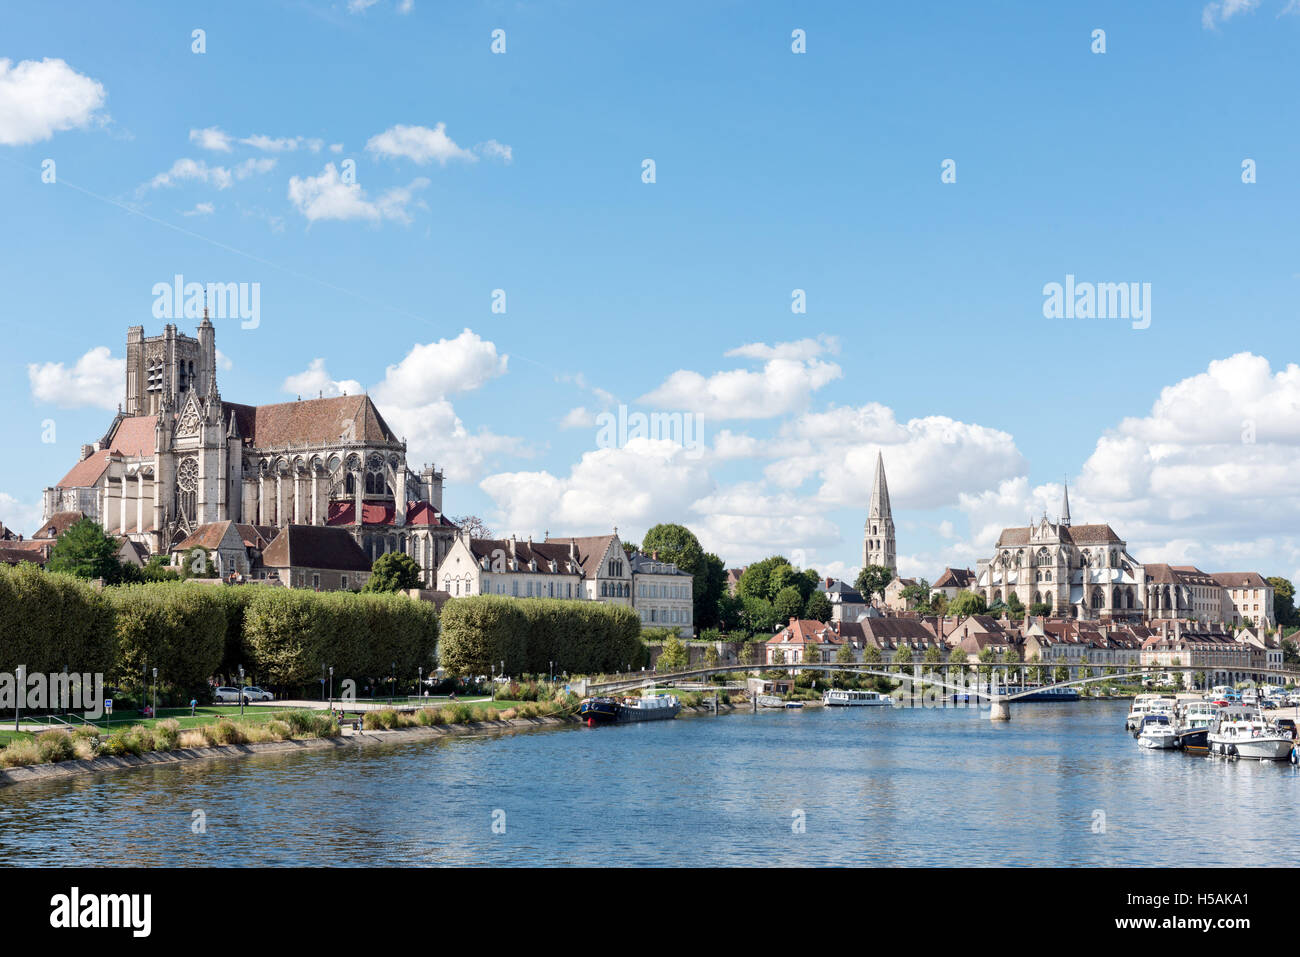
(227, 395, 397, 447)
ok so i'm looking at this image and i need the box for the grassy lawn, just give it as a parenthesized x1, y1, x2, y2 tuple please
(4, 705, 328, 743)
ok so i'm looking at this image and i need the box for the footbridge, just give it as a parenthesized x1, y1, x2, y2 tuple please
(582, 662, 1300, 720)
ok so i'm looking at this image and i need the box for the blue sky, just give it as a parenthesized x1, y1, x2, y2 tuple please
(2, 0, 1299, 584)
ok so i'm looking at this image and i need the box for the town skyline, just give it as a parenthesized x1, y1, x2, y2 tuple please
(2, 1, 1299, 586)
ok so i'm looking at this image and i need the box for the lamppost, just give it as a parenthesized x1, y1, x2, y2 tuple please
(549, 660, 554, 685)
(391, 661, 396, 701)
(13, 665, 23, 731)
(321, 664, 326, 702)
(418, 666, 423, 698)
(238, 664, 245, 717)
(152, 667, 158, 719)
(328, 666, 334, 708)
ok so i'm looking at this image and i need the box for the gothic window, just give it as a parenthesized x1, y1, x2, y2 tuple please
(365, 473, 374, 495)
(176, 457, 198, 519)
(345, 473, 355, 494)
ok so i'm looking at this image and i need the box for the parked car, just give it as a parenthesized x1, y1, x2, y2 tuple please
(1274, 718, 1297, 740)
(213, 687, 246, 704)
(241, 686, 273, 702)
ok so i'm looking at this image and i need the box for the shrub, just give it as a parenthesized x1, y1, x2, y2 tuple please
(202, 719, 245, 746)
(0, 564, 116, 676)
(108, 583, 226, 697)
(266, 720, 292, 741)
(0, 739, 41, 768)
(35, 730, 74, 764)
(177, 730, 207, 749)
(152, 719, 180, 751)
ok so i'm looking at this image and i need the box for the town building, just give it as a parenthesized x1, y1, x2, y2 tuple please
(814, 577, 873, 622)
(39, 320, 458, 586)
(932, 567, 976, 601)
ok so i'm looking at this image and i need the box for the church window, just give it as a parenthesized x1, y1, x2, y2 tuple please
(345, 473, 355, 494)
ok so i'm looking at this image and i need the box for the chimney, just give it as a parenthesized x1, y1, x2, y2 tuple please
(79, 444, 93, 461)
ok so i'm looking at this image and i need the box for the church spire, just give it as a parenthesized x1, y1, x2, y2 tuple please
(862, 450, 897, 574)
(1060, 477, 1071, 527)
(868, 450, 892, 520)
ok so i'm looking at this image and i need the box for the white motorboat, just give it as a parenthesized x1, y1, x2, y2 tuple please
(1137, 713, 1178, 750)
(1125, 694, 1176, 731)
(1208, 706, 1293, 760)
(822, 689, 892, 707)
(1179, 701, 1219, 731)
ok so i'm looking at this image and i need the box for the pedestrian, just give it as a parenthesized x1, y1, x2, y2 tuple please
(189, 698, 197, 716)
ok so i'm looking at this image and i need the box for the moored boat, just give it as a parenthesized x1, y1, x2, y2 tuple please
(1207, 706, 1292, 760)
(578, 693, 681, 724)
(822, 689, 892, 707)
(1137, 713, 1178, 750)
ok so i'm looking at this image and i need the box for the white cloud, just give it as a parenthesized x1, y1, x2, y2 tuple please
(0, 492, 43, 537)
(235, 156, 276, 178)
(0, 58, 106, 146)
(639, 337, 842, 419)
(560, 406, 595, 429)
(27, 346, 122, 410)
(371, 329, 508, 406)
(398, 0, 414, 12)
(482, 440, 715, 538)
(365, 123, 477, 165)
(287, 162, 428, 224)
(214, 349, 233, 371)
(476, 139, 512, 163)
(282, 358, 363, 399)
(189, 126, 232, 152)
(146, 157, 234, 191)
(183, 201, 215, 216)
(348, 0, 380, 11)
(1202, 0, 1260, 28)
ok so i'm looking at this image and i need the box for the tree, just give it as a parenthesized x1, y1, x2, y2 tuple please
(656, 634, 689, 672)
(948, 590, 988, 619)
(1005, 593, 1025, 618)
(621, 541, 639, 556)
(854, 565, 894, 604)
(740, 595, 778, 635)
(893, 644, 914, 674)
(834, 640, 855, 686)
(804, 590, 832, 623)
(977, 647, 996, 681)
(641, 523, 723, 632)
(738, 641, 756, 666)
(773, 585, 804, 624)
(451, 515, 493, 539)
(1029, 602, 1052, 617)
(1269, 577, 1298, 628)
(737, 555, 791, 602)
(900, 578, 932, 611)
(771, 647, 785, 667)
(46, 518, 123, 582)
(363, 551, 422, 592)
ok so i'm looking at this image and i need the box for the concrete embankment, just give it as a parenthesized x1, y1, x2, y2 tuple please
(0, 701, 736, 788)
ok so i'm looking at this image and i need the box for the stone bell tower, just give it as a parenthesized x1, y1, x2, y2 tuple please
(863, 451, 896, 573)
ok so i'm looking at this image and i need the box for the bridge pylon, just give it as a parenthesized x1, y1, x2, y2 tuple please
(988, 698, 1010, 721)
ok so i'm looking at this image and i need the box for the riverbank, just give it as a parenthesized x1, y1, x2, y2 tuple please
(0, 701, 735, 788)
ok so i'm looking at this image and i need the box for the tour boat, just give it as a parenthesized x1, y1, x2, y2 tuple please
(578, 693, 681, 725)
(1137, 713, 1178, 750)
(1207, 707, 1293, 760)
(822, 689, 892, 707)
(995, 685, 1080, 702)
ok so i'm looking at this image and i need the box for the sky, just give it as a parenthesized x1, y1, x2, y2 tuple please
(1, 0, 1298, 586)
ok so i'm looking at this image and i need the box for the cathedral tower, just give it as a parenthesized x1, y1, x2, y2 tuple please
(863, 451, 896, 573)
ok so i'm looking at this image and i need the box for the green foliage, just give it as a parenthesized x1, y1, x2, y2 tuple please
(1029, 602, 1052, 617)
(107, 583, 227, 696)
(737, 556, 791, 602)
(640, 523, 728, 631)
(363, 551, 423, 593)
(740, 595, 778, 635)
(947, 590, 988, 618)
(656, 634, 690, 671)
(439, 594, 643, 677)
(773, 585, 804, 624)
(900, 578, 933, 611)
(804, 590, 831, 623)
(1269, 577, 1297, 628)
(0, 564, 116, 675)
(854, 565, 894, 603)
(46, 518, 122, 582)
(1005, 593, 1025, 617)
(242, 588, 439, 690)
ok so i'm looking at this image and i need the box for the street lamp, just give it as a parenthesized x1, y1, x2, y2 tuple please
(152, 667, 158, 719)
(238, 664, 245, 716)
(328, 666, 334, 708)
(391, 661, 396, 701)
(418, 666, 423, 699)
(13, 665, 23, 732)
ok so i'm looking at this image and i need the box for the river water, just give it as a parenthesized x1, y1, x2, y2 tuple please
(1, 700, 1295, 866)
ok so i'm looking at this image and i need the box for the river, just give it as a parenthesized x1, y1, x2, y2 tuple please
(1, 700, 1295, 866)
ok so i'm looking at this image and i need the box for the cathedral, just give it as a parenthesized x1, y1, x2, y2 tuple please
(42, 319, 458, 585)
(862, 451, 896, 573)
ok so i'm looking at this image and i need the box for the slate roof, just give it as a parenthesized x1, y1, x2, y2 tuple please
(262, 525, 372, 572)
(31, 511, 87, 540)
(933, 567, 976, 589)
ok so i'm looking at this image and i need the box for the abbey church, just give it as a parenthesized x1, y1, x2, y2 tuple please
(41, 319, 458, 585)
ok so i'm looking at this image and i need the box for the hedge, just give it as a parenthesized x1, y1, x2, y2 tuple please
(0, 563, 116, 675)
(242, 588, 439, 690)
(107, 583, 227, 695)
(440, 595, 645, 677)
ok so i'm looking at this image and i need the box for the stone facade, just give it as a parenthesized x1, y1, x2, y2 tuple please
(862, 451, 896, 573)
(42, 320, 457, 586)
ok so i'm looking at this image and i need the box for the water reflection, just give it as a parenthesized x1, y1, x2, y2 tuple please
(0, 702, 1295, 866)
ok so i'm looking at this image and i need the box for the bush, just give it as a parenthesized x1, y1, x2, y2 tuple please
(0, 564, 116, 676)
(266, 720, 292, 741)
(152, 718, 180, 751)
(0, 739, 41, 768)
(108, 583, 226, 697)
(201, 719, 246, 746)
